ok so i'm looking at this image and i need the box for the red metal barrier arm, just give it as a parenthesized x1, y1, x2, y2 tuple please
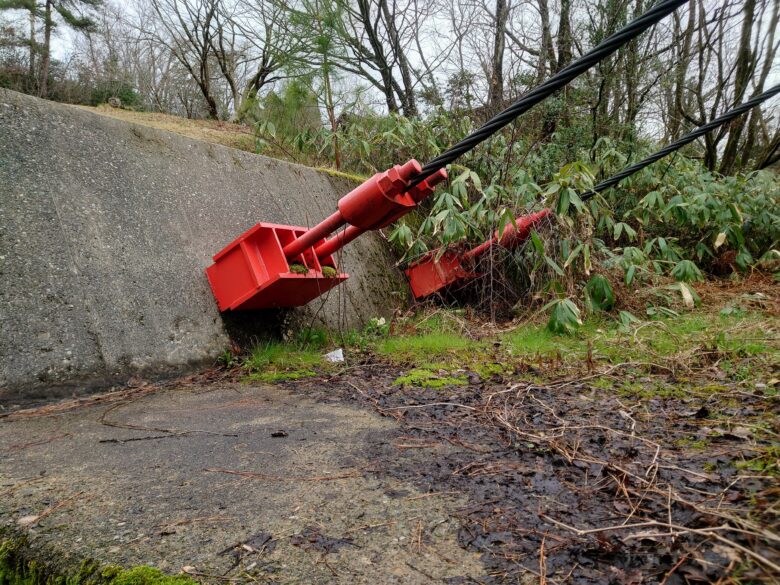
(404, 208, 551, 300)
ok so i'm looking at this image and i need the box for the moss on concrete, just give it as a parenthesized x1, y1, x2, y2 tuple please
(0, 537, 196, 585)
(315, 167, 367, 183)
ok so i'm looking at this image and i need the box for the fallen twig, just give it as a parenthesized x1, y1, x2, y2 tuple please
(204, 468, 361, 482)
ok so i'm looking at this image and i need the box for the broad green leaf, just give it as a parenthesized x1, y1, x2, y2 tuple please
(563, 244, 583, 269)
(670, 259, 704, 282)
(585, 274, 615, 311)
(625, 265, 636, 286)
(546, 299, 582, 335)
(556, 189, 570, 215)
(530, 231, 545, 255)
(618, 310, 640, 332)
(544, 256, 565, 277)
(583, 244, 592, 275)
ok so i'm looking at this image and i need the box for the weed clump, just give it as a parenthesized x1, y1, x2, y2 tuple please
(289, 263, 308, 274)
(244, 342, 321, 383)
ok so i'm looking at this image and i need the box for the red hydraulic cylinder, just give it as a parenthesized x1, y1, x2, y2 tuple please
(464, 209, 551, 260)
(337, 160, 423, 229)
(314, 169, 448, 259)
(282, 211, 346, 261)
(405, 209, 551, 299)
(314, 225, 363, 260)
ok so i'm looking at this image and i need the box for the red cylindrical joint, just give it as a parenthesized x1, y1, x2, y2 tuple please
(315, 168, 450, 260)
(337, 159, 422, 230)
(370, 168, 449, 230)
(282, 210, 346, 260)
(497, 209, 551, 248)
(406, 168, 448, 204)
(464, 209, 551, 261)
(314, 225, 363, 259)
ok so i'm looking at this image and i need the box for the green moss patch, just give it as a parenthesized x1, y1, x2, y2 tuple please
(0, 538, 197, 585)
(375, 333, 483, 362)
(393, 366, 468, 388)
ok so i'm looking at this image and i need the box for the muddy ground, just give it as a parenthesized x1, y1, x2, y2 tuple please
(318, 364, 779, 584)
(2, 356, 778, 584)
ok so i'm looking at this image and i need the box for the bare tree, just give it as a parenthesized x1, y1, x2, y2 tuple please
(487, 0, 509, 108)
(209, 0, 301, 120)
(139, 0, 221, 118)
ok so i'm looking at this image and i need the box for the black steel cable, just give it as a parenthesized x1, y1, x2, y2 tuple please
(409, 0, 688, 188)
(582, 83, 780, 200)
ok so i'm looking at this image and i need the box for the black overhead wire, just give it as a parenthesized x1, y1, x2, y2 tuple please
(582, 83, 780, 200)
(408, 0, 689, 188)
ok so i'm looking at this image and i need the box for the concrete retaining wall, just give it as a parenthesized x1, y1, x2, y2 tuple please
(0, 89, 404, 399)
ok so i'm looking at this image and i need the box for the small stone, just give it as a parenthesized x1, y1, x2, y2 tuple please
(17, 515, 39, 526)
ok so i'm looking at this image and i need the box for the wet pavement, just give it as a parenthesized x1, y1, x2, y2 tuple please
(0, 380, 484, 584)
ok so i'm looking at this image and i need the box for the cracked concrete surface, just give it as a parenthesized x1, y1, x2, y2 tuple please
(0, 381, 485, 584)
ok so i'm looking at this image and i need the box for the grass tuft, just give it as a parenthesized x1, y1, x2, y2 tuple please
(244, 342, 321, 383)
(375, 332, 482, 362)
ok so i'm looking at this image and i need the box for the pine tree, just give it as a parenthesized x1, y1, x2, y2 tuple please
(0, 1, 38, 90)
(38, 0, 102, 97)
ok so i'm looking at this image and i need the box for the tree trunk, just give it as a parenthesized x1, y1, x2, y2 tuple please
(556, 0, 572, 71)
(199, 75, 219, 120)
(379, 0, 417, 117)
(322, 57, 340, 170)
(718, 0, 756, 174)
(669, 0, 696, 139)
(39, 0, 52, 97)
(741, 0, 778, 169)
(535, 0, 556, 82)
(28, 9, 36, 89)
(356, 0, 399, 114)
(488, 0, 509, 109)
